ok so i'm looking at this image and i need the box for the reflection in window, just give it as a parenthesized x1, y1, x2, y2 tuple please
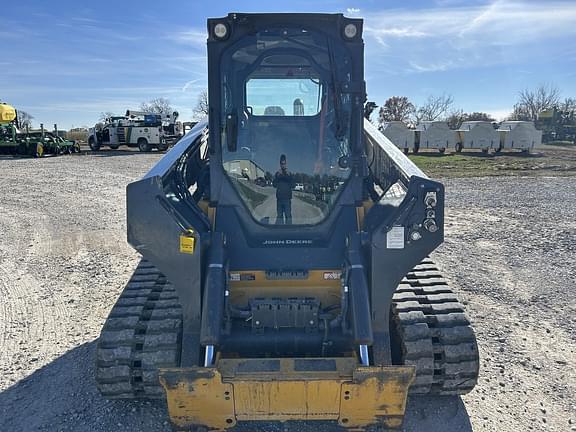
(221, 28, 353, 226)
(246, 78, 322, 116)
(226, 154, 349, 226)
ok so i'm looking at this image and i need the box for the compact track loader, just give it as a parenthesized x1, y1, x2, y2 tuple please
(96, 13, 479, 431)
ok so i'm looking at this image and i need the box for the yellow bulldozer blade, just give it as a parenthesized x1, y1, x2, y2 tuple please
(159, 357, 414, 431)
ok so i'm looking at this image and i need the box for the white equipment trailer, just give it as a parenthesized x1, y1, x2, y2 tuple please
(380, 121, 415, 154)
(414, 121, 457, 153)
(497, 121, 542, 153)
(457, 121, 500, 153)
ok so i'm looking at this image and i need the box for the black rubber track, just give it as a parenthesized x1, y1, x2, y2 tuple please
(96, 260, 182, 398)
(391, 258, 480, 395)
(96, 258, 479, 399)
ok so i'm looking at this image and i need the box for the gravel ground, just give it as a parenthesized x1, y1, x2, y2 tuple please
(0, 151, 574, 431)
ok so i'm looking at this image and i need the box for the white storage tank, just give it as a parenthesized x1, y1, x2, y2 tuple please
(415, 121, 457, 153)
(380, 121, 415, 154)
(497, 121, 542, 152)
(457, 121, 500, 153)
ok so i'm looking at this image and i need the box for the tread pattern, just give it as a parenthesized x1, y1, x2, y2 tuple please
(96, 260, 182, 398)
(392, 259, 479, 395)
(96, 258, 478, 399)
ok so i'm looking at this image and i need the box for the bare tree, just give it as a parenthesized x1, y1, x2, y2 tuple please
(193, 89, 209, 118)
(378, 96, 415, 126)
(140, 97, 174, 117)
(445, 109, 466, 129)
(446, 110, 495, 129)
(560, 97, 576, 114)
(515, 83, 561, 121)
(467, 112, 496, 122)
(18, 111, 34, 129)
(414, 94, 454, 123)
(99, 111, 115, 121)
(508, 103, 531, 121)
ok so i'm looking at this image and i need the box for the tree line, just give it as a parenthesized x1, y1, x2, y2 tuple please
(368, 84, 576, 135)
(12, 83, 574, 141)
(96, 92, 209, 124)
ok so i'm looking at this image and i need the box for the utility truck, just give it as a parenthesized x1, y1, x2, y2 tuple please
(88, 110, 181, 152)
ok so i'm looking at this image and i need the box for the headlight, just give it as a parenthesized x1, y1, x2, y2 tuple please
(214, 23, 228, 39)
(343, 23, 358, 39)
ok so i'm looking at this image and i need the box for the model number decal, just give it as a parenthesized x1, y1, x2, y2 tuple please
(229, 273, 256, 281)
(262, 239, 313, 246)
(323, 271, 342, 280)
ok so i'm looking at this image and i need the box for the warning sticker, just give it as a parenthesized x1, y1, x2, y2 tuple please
(386, 226, 405, 249)
(179, 234, 195, 254)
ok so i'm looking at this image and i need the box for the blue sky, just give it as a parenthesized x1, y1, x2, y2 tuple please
(1, 0, 576, 129)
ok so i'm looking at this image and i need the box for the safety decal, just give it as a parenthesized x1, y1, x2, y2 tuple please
(386, 226, 405, 249)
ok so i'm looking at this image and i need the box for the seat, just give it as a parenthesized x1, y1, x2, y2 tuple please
(264, 106, 285, 116)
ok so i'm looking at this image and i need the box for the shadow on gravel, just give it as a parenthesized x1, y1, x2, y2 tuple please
(0, 342, 172, 432)
(80, 150, 164, 158)
(0, 342, 472, 432)
(403, 395, 472, 432)
(416, 150, 542, 159)
(481, 151, 542, 158)
(0, 155, 57, 160)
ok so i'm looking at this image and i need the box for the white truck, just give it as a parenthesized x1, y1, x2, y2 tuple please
(127, 110, 183, 147)
(88, 111, 181, 152)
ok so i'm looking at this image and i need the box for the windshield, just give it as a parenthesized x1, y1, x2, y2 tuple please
(221, 27, 353, 225)
(246, 78, 322, 116)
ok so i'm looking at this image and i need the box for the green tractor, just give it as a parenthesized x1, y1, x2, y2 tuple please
(21, 125, 80, 155)
(0, 103, 43, 157)
(0, 104, 79, 157)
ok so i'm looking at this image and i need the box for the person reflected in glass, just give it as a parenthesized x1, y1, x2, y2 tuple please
(273, 154, 294, 224)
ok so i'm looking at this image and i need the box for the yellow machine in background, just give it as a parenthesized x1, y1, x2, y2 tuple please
(0, 103, 17, 124)
(0, 103, 79, 157)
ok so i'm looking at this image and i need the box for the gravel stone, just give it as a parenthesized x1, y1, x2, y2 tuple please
(0, 151, 574, 431)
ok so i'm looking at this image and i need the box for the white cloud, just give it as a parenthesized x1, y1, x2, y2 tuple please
(378, 28, 428, 38)
(364, 1, 576, 72)
(346, 8, 361, 15)
(182, 79, 201, 92)
(434, 0, 481, 6)
(167, 29, 207, 47)
(366, 26, 428, 47)
(408, 60, 457, 73)
(84, 58, 114, 64)
(70, 16, 100, 24)
(485, 108, 512, 121)
(28, 100, 143, 114)
(367, 1, 576, 45)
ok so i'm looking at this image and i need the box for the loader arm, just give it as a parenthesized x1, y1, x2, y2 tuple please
(124, 118, 443, 431)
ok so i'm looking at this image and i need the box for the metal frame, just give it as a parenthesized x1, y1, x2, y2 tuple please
(126, 11, 445, 372)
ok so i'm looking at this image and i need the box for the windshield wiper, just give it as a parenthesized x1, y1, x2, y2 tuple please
(327, 38, 346, 139)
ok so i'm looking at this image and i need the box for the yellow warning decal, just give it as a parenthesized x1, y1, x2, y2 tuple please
(179, 229, 195, 254)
